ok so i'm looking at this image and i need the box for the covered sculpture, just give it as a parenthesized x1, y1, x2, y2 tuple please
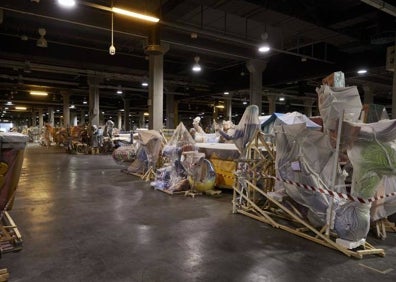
(216, 105, 260, 157)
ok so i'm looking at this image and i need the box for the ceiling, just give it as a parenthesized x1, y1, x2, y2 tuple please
(0, 0, 395, 126)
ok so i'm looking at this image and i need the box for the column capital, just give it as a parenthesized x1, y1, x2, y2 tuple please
(246, 59, 267, 73)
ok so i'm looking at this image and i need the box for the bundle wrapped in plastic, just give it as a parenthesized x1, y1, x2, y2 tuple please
(274, 123, 371, 242)
(217, 105, 259, 157)
(138, 130, 164, 168)
(343, 119, 396, 221)
(124, 146, 147, 174)
(112, 144, 137, 165)
(316, 85, 362, 131)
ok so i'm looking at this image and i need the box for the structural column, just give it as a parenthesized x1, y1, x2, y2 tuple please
(117, 111, 122, 130)
(31, 110, 37, 127)
(123, 98, 130, 131)
(70, 112, 78, 126)
(225, 96, 232, 121)
(363, 85, 374, 105)
(62, 92, 70, 127)
(80, 110, 86, 125)
(38, 108, 43, 133)
(267, 95, 276, 114)
(166, 93, 176, 129)
(88, 76, 101, 127)
(48, 107, 55, 126)
(304, 99, 315, 117)
(139, 112, 145, 128)
(246, 59, 267, 113)
(147, 43, 169, 130)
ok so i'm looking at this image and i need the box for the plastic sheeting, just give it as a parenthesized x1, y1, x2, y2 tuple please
(138, 130, 163, 168)
(261, 112, 322, 134)
(274, 123, 371, 241)
(316, 85, 362, 131)
(217, 105, 259, 157)
(344, 119, 396, 221)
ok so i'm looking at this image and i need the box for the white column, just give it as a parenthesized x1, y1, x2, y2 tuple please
(88, 76, 101, 126)
(117, 111, 122, 130)
(62, 92, 70, 127)
(246, 59, 267, 113)
(166, 93, 176, 129)
(48, 107, 55, 126)
(147, 43, 169, 130)
(123, 98, 130, 131)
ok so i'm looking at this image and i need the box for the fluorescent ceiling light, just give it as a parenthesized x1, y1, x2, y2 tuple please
(223, 91, 229, 95)
(117, 90, 123, 94)
(58, 0, 76, 8)
(141, 82, 148, 87)
(30, 90, 48, 96)
(279, 97, 285, 101)
(112, 7, 159, 23)
(15, 106, 27, 110)
(192, 56, 202, 72)
(144, 112, 149, 116)
(357, 69, 367, 74)
(258, 44, 270, 53)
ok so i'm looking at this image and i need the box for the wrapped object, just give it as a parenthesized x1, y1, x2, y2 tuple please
(0, 132, 28, 210)
(217, 105, 259, 157)
(138, 130, 163, 168)
(322, 71, 345, 88)
(316, 85, 362, 131)
(112, 145, 137, 165)
(344, 119, 396, 221)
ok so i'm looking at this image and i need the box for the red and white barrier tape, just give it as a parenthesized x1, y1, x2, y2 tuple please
(261, 174, 396, 204)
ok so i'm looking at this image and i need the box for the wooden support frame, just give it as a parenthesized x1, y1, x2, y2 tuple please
(233, 130, 385, 259)
(0, 211, 23, 255)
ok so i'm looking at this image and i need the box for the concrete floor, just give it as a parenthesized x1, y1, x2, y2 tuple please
(1, 144, 396, 282)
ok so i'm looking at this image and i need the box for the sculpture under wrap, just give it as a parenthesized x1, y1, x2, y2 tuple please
(316, 85, 362, 131)
(274, 123, 373, 241)
(343, 119, 396, 222)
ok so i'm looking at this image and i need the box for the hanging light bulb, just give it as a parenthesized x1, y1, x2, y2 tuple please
(258, 32, 270, 53)
(192, 56, 202, 72)
(109, 12, 116, 55)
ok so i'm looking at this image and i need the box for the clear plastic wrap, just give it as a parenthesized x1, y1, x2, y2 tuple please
(217, 105, 259, 157)
(316, 85, 362, 131)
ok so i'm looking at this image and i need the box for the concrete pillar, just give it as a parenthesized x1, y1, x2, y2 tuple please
(117, 111, 122, 130)
(123, 98, 130, 131)
(225, 96, 232, 121)
(70, 112, 78, 126)
(166, 93, 176, 129)
(267, 95, 276, 114)
(304, 99, 315, 117)
(147, 43, 169, 130)
(62, 92, 70, 127)
(31, 110, 37, 126)
(246, 59, 267, 113)
(88, 76, 101, 126)
(80, 110, 85, 125)
(392, 39, 396, 119)
(139, 112, 145, 128)
(38, 108, 43, 133)
(363, 85, 374, 105)
(48, 107, 55, 126)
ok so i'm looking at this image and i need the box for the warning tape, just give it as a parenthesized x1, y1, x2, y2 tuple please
(261, 174, 396, 204)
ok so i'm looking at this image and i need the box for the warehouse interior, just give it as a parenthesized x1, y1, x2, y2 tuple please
(0, 0, 395, 124)
(1, 0, 396, 281)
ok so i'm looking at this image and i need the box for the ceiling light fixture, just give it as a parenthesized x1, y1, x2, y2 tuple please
(192, 56, 202, 72)
(116, 85, 123, 94)
(15, 106, 27, 110)
(109, 11, 116, 55)
(57, 0, 76, 8)
(357, 69, 367, 74)
(30, 90, 48, 96)
(279, 97, 285, 101)
(258, 32, 270, 53)
(224, 91, 229, 95)
(112, 7, 159, 23)
(36, 28, 48, 48)
(141, 81, 148, 87)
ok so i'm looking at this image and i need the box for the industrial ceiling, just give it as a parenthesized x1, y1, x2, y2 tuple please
(0, 0, 395, 127)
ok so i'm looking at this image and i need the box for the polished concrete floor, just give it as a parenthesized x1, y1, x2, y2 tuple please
(1, 143, 396, 281)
